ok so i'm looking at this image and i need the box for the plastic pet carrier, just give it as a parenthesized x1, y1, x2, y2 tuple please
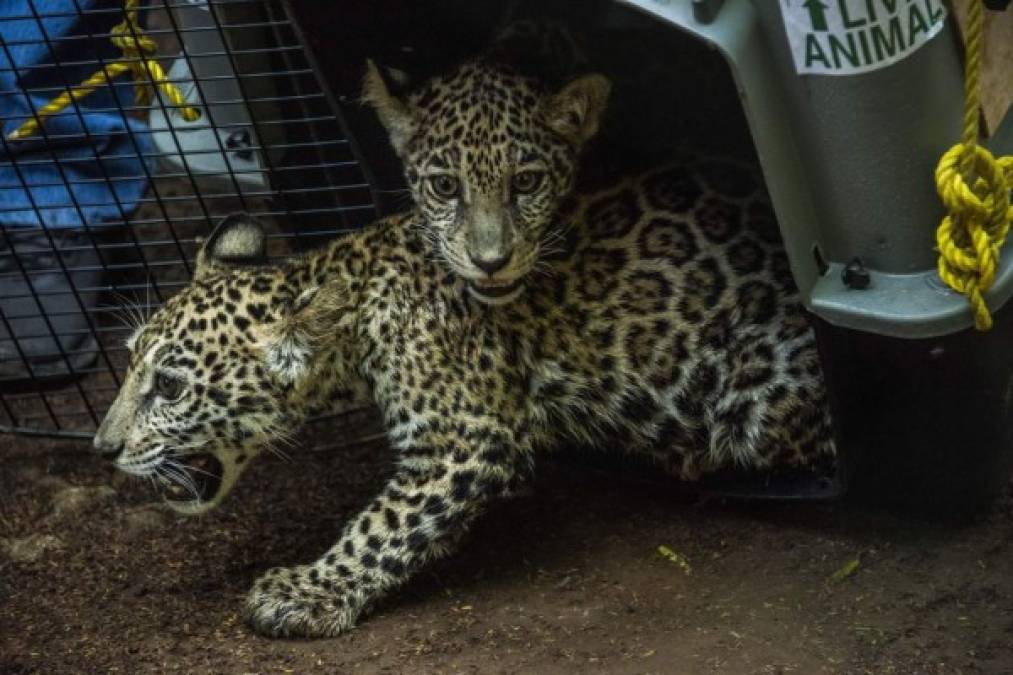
(613, 0, 1013, 512)
(295, 0, 1013, 512)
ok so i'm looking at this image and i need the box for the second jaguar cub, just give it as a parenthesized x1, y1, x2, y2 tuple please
(362, 57, 609, 305)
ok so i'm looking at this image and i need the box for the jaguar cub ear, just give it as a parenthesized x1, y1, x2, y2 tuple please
(196, 213, 268, 277)
(262, 286, 320, 384)
(262, 285, 352, 385)
(544, 73, 611, 145)
(361, 59, 416, 156)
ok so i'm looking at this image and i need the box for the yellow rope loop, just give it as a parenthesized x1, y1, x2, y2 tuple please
(6, 0, 199, 142)
(936, 142, 1012, 331)
(934, 0, 1013, 332)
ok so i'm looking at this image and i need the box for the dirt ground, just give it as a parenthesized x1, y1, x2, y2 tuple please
(2, 414, 1012, 675)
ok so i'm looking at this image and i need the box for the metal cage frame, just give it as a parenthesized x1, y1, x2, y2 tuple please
(0, 0, 378, 438)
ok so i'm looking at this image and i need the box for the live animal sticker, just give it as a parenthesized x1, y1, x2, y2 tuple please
(780, 0, 948, 75)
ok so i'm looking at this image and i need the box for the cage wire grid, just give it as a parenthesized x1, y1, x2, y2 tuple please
(0, 0, 379, 438)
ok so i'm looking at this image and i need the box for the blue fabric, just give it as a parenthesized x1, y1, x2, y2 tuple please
(0, 0, 152, 228)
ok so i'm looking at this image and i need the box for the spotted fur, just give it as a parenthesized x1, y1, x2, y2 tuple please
(95, 150, 834, 637)
(362, 59, 609, 305)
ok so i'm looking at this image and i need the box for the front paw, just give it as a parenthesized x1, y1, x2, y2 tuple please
(244, 565, 361, 638)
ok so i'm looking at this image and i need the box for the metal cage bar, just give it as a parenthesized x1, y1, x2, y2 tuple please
(0, 0, 376, 436)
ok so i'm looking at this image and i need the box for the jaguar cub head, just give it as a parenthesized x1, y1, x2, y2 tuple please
(363, 59, 609, 304)
(93, 215, 349, 514)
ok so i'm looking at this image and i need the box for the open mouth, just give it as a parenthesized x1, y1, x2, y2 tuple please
(468, 278, 523, 299)
(158, 452, 223, 503)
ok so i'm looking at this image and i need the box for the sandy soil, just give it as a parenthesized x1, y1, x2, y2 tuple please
(2, 416, 1012, 675)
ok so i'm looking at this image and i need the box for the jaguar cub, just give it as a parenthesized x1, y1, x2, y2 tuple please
(94, 60, 834, 638)
(361, 57, 609, 305)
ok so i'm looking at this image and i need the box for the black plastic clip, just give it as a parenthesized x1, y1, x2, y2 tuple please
(842, 257, 871, 290)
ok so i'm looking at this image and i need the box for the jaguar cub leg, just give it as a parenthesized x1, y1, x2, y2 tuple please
(244, 434, 521, 638)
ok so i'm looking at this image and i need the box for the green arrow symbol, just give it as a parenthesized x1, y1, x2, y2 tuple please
(802, 0, 830, 31)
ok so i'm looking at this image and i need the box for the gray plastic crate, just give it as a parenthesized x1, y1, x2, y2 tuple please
(618, 0, 1012, 339)
(616, 0, 1013, 512)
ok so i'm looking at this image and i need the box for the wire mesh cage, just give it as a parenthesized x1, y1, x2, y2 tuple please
(0, 0, 377, 438)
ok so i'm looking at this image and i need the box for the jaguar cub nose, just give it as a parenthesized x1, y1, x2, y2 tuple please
(469, 251, 511, 275)
(92, 436, 124, 460)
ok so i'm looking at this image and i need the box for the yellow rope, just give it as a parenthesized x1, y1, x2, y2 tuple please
(6, 0, 200, 141)
(935, 0, 1013, 331)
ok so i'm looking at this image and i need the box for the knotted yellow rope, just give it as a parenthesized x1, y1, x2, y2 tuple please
(935, 0, 1013, 331)
(6, 0, 200, 141)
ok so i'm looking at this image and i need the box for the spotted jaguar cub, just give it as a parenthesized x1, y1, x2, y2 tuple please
(94, 152, 834, 638)
(361, 57, 609, 305)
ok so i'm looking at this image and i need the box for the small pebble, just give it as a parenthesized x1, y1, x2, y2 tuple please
(49, 485, 116, 518)
(1, 534, 64, 563)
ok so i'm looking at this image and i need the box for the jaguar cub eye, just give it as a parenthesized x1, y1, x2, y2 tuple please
(512, 170, 544, 195)
(429, 175, 460, 199)
(155, 372, 184, 401)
